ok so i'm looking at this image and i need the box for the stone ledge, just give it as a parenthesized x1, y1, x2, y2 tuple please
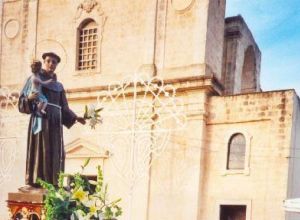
(65, 75, 224, 101)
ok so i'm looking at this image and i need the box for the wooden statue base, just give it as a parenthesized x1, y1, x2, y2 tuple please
(7, 187, 46, 220)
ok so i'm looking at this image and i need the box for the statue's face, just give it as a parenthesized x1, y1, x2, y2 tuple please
(43, 56, 58, 73)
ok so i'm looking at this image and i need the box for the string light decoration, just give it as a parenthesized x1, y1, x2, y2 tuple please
(83, 73, 187, 220)
(0, 88, 20, 186)
(0, 87, 27, 219)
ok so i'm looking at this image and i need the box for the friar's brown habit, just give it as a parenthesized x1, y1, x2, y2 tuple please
(18, 70, 77, 186)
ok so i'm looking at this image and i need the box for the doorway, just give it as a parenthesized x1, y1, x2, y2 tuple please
(220, 205, 246, 220)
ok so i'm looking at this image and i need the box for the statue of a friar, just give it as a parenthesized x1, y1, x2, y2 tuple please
(18, 52, 86, 188)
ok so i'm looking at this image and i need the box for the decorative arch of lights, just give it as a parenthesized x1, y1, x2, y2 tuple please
(0, 87, 27, 220)
(0, 87, 27, 186)
(85, 73, 187, 185)
(83, 73, 187, 219)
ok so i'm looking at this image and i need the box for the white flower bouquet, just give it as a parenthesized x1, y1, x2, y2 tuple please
(83, 104, 103, 129)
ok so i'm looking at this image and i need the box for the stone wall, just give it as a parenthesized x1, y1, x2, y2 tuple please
(205, 0, 226, 79)
(222, 15, 261, 95)
(200, 90, 295, 219)
(0, 0, 25, 87)
(0, 0, 227, 89)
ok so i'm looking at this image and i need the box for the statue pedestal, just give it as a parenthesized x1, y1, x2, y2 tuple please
(7, 188, 46, 220)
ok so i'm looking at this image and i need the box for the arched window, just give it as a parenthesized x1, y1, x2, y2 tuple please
(241, 46, 256, 93)
(77, 19, 98, 70)
(227, 133, 246, 170)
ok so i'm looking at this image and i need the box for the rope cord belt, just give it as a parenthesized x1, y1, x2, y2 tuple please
(47, 102, 62, 109)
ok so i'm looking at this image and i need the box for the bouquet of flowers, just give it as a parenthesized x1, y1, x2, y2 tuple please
(83, 104, 103, 129)
(37, 158, 122, 220)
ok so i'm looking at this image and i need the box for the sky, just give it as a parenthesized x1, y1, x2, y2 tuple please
(226, 0, 300, 94)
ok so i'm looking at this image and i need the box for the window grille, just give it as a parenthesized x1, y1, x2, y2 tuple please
(78, 20, 97, 70)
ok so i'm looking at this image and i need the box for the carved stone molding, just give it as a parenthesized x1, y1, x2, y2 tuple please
(74, 0, 105, 21)
(3, 0, 21, 2)
(4, 19, 20, 39)
(65, 138, 109, 159)
(138, 64, 157, 77)
(21, 0, 29, 44)
(79, 0, 98, 13)
(171, 0, 195, 12)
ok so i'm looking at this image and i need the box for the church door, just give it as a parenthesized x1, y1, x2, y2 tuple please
(220, 205, 246, 220)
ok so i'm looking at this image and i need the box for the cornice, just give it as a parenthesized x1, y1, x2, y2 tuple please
(65, 75, 224, 101)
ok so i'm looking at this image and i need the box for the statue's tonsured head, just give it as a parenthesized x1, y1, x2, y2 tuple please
(42, 52, 60, 73)
(42, 52, 61, 63)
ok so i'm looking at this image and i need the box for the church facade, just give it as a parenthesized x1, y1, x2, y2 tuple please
(0, 0, 300, 219)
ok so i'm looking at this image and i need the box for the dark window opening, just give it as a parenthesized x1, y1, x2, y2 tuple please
(227, 133, 246, 170)
(220, 205, 246, 220)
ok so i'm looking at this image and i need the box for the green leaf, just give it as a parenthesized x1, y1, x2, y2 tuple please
(95, 107, 103, 113)
(81, 158, 90, 170)
(96, 166, 103, 193)
(84, 105, 88, 119)
(115, 206, 123, 217)
(111, 198, 121, 205)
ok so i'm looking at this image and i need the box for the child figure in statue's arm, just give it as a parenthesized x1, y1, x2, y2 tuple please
(30, 60, 52, 116)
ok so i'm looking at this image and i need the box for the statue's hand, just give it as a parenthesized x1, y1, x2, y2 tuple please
(76, 117, 86, 125)
(28, 92, 38, 101)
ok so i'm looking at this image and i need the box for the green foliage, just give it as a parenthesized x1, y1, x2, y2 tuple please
(38, 158, 122, 220)
(96, 166, 103, 193)
(37, 177, 74, 220)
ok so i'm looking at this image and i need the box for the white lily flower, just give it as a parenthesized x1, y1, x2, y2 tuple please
(74, 210, 87, 220)
(82, 196, 102, 218)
